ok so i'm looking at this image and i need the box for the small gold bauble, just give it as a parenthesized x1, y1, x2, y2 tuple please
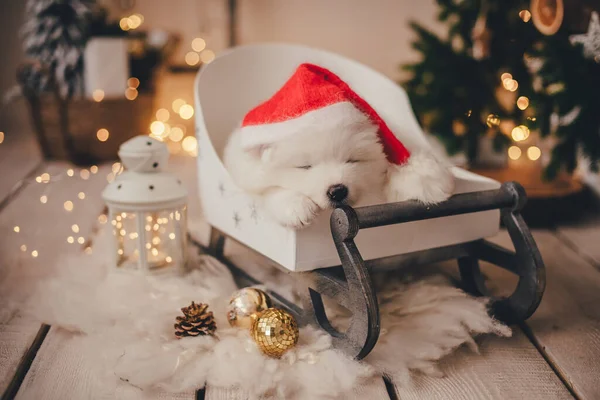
(251, 308, 299, 358)
(227, 288, 272, 329)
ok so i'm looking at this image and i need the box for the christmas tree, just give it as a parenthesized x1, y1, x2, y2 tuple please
(21, 0, 96, 99)
(528, 13, 600, 179)
(403, 0, 600, 179)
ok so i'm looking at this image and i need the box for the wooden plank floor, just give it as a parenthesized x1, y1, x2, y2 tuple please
(3, 156, 598, 399)
(0, 162, 111, 398)
(1, 76, 599, 399)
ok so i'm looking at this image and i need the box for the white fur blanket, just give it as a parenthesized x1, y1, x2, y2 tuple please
(22, 227, 510, 399)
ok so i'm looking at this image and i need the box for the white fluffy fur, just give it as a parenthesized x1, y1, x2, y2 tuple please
(386, 151, 455, 204)
(224, 102, 454, 228)
(20, 226, 510, 398)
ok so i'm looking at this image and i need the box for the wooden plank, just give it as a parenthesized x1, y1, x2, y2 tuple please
(205, 376, 390, 400)
(15, 327, 194, 400)
(205, 387, 248, 400)
(392, 329, 571, 400)
(555, 215, 600, 267)
(0, 118, 43, 204)
(381, 242, 572, 400)
(0, 315, 45, 396)
(347, 377, 390, 400)
(0, 162, 111, 396)
(490, 230, 600, 400)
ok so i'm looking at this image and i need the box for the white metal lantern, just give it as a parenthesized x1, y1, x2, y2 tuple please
(102, 136, 188, 274)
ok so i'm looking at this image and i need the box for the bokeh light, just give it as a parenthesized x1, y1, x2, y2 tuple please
(508, 146, 522, 160)
(156, 108, 170, 121)
(182, 136, 198, 153)
(517, 96, 530, 110)
(97, 128, 109, 142)
(527, 146, 541, 160)
(511, 125, 530, 142)
(127, 77, 140, 89)
(192, 37, 206, 52)
(150, 121, 166, 135)
(128, 14, 143, 29)
(179, 104, 194, 120)
(92, 89, 104, 102)
(503, 79, 519, 92)
(519, 10, 532, 22)
(64, 201, 74, 212)
(125, 87, 138, 100)
(119, 18, 130, 31)
(172, 99, 186, 113)
(200, 50, 216, 64)
(169, 126, 185, 142)
(185, 52, 200, 66)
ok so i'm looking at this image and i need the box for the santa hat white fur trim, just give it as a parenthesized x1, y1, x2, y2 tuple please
(386, 151, 455, 204)
(239, 102, 364, 149)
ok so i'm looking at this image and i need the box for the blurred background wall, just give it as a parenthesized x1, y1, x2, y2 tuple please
(0, 1, 28, 132)
(0, 0, 443, 138)
(235, 0, 444, 79)
(1, 0, 443, 82)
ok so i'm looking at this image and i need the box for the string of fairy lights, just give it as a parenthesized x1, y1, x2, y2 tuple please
(10, 165, 123, 259)
(482, 71, 541, 163)
(4, 19, 214, 260)
(480, 8, 541, 164)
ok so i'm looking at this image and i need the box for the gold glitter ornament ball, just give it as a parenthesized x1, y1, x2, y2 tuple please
(227, 288, 272, 329)
(251, 308, 299, 358)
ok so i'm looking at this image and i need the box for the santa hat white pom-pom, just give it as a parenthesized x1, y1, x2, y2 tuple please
(386, 152, 455, 204)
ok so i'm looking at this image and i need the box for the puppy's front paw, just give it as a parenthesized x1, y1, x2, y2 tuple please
(265, 191, 320, 229)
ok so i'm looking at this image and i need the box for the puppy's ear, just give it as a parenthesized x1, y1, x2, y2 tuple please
(385, 151, 455, 204)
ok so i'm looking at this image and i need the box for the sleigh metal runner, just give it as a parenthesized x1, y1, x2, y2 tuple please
(192, 44, 546, 359)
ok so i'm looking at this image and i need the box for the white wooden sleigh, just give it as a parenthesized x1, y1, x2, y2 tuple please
(194, 44, 545, 359)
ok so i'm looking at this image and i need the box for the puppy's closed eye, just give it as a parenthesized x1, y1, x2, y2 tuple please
(296, 165, 312, 170)
(346, 159, 361, 164)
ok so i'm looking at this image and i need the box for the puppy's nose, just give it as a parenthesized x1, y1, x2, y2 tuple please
(327, 184, 348, 202)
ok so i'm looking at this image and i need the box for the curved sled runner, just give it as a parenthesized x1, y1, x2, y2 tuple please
(194, 44, 546, 359)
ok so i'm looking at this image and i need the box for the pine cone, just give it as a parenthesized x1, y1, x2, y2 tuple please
(174, 302, 216, 338)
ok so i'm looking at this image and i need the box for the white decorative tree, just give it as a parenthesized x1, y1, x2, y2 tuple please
(21, 0, 96, 98)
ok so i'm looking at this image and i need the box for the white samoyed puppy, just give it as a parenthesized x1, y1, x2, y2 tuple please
(223, 64, 454, 229)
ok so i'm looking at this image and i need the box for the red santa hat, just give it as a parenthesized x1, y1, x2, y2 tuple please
(239, 63, 410, 165)
(238, 63, 453, 204)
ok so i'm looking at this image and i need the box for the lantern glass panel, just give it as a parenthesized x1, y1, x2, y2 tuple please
(141, 207, 187, 271)
(110, 206, 187, 273)
(111, 211, 141, 271)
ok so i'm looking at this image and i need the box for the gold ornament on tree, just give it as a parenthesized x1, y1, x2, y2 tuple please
(251, 308, 299, 358)
(227, 288, 272, 329)
(174, 301, 216, 338)
(531, 0, 600, 36)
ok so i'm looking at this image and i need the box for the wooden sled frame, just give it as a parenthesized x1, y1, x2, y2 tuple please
(197, 181, 546, 360)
